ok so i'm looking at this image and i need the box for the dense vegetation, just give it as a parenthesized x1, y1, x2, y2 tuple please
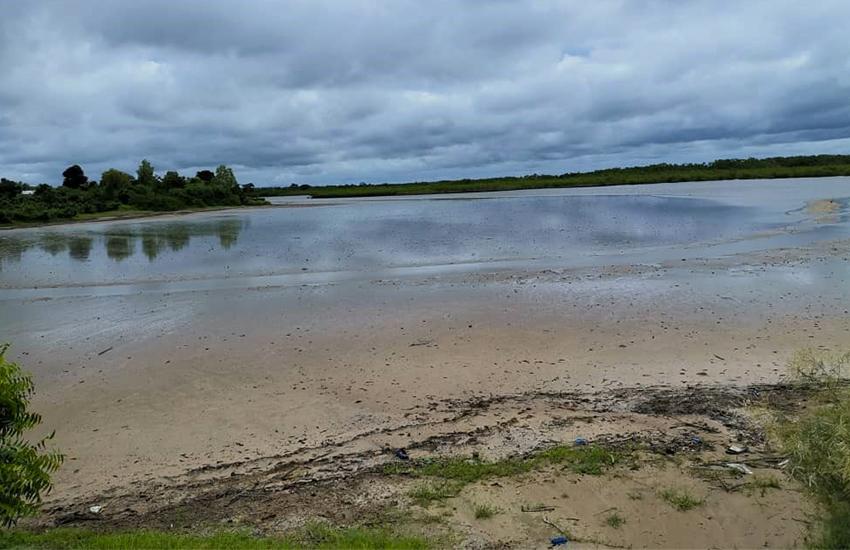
(258, 154, 850, 198)
(0, 345, 63, 526)
(0, 161, 264, 225)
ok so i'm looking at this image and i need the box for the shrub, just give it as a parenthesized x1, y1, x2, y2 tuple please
(0, 344, 64, 526)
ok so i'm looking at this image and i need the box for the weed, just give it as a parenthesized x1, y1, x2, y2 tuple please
(472, 503, 499, 519)
(745, 475, 782, 497)
(778, 349, 850, 548)
(658, 487, 705, 511)
(408, 481, 462, 506)
(604, 512, 626, 529)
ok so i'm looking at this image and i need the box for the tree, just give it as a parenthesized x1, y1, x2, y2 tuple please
(195, 170, 214, 182)
(0, 178, 23, 199)
(0, 345, 63, 526)
(100, 169, 133, 191)
(136, 159, 156, 187)
(61, 165, 88, 189)
(161, 171, 185, 189)
(213, 165, 238, 188)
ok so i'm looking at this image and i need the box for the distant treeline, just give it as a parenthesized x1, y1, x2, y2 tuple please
(258, 154, 850, 198)
(0, 161, 264, 224)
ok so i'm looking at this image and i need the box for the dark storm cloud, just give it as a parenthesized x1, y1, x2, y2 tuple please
(2, 0, 850, 185)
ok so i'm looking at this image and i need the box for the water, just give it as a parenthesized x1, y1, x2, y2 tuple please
(1, 177, 848, 295)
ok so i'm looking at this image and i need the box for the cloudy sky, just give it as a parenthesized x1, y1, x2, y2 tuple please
(2, 1, 850, 186)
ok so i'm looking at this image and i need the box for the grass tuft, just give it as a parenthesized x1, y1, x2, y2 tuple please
(604, 511, 626, 529)
(745, 475, 782, 497)
(408, 481, 463, 506)
(472, 503, 499, 520)
(658, 487, 705, 511)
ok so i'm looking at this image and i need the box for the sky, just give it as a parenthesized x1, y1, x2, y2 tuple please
(2, 1, 850, 187)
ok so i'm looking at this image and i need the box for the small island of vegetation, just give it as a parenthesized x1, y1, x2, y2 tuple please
(0, 161, 265, 226)
(259, 154, 850, 198)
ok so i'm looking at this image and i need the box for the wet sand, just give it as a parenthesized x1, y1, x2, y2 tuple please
(9, 238, 849, 504)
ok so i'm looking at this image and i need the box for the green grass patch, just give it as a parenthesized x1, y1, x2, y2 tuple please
(658, 488, 705, 511)
(388, 445, 627, 482)
(745, 475, 782, 497)
(472, 503, 499, 520)
(0, 523, 431, 549)
(536, 445, 625, 475)
(408, 481, 463, 506)
(604, 511, 626, 529)
(393, 445, 628, 508)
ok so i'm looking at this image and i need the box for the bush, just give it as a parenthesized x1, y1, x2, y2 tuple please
(0, 344, 64, 526)
(779, 349, 850, 548)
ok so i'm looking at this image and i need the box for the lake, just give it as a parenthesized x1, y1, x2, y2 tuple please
(1, 177, 848, 297)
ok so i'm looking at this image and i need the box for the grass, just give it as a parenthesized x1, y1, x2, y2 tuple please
(391, 445, 628, 505)
(745, 475, 782, 497)
(408, 482, 463, 506)
(604, 512, 626, 529)
(0, 523, 432, 549)
(658, 487, 705, 511)
(472, 503, 499, 520)
(776, 349, 850, 548)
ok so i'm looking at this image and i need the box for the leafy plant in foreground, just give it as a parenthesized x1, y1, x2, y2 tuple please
(0, 344, 63, 526)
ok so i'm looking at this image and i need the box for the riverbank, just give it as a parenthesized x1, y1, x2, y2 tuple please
(257, 155, 850, 198)
(18, 382, 824, 548)
(0, 204, 272, 230)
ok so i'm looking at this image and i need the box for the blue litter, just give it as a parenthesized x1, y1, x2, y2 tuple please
(395, 448, 410, 460)
(551, 535, 569, 546)
(574, 437, 588, 446)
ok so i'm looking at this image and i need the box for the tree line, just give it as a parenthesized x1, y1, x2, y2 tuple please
(0, 161, 263, 224)
(258, 154, 850, 198)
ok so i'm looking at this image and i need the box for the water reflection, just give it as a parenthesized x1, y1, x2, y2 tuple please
(0, 219, 243, 268)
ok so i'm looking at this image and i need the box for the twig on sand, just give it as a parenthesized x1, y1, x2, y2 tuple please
(543, 515, 574, 535)
(522, 504, 555, 512)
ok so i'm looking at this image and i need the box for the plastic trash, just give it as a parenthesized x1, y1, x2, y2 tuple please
(726, 462, 753, 475)
(550, 535, 569, 546)
(726, 445, 748, 455)
(574, 437, 588, 446)
(395, 448, 410, 460)
(89, 505, 103, 514)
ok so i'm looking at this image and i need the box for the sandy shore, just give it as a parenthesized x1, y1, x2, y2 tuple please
(4, 237, 843, 506)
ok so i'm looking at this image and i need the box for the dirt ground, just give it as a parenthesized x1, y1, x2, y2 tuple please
(32, 383, 818, 548)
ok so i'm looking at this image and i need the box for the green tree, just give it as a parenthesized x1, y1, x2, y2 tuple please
(61, 165, 88, 189)
(213, 165, 238, 188)
(161, 171, 185, 189)
(100, 169, 133, 200)
(0, 179, 23, 199)
(0, 345, 63, 526)
(136, 159, 156, 188)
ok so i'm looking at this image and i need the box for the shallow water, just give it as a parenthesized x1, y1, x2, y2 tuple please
(1, 177, 848, 294)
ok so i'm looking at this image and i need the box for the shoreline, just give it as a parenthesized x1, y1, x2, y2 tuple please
(30, 381, 818, 548)
(0, 203, 273, 231)
(257, 169, 850, 199)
